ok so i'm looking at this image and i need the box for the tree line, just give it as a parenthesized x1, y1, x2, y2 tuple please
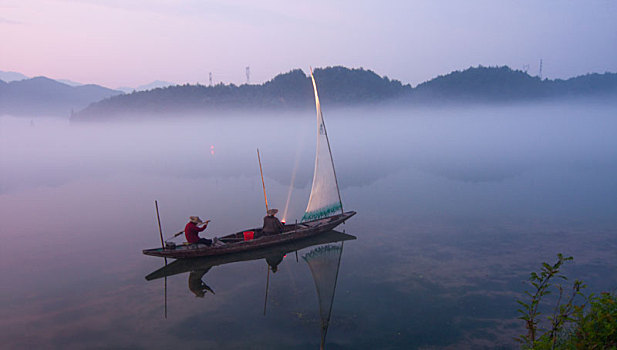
(71, 66, 617, 121)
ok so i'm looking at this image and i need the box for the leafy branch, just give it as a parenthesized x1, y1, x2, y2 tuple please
(516, 254, 587, 349)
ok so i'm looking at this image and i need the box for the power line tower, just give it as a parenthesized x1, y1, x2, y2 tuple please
(245, 66, 250, 84)
(538, 59, 543, 80)
(209, 72, 213, 86)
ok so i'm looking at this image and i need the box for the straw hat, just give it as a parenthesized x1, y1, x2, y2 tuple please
(267, 209, 278, 216)
(189, 216, 204, 224)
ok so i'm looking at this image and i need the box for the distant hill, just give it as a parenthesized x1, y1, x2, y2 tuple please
(57, 78, 84, 87)
(0, 69, 171, 91)
(5, 66, 615, 121)
(72, 65, 617, 122)
(0, 70, 29, 82)
(73, 67, 410, 121)
(0, 76, 123, 117)
(116, 80, 176, 94)
(411, 66, 617, 102)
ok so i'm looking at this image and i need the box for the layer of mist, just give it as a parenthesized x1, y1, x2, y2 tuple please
(2, 101, 616, 224)
(1, 101, 617, 349)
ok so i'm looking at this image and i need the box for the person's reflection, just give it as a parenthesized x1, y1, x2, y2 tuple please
(188, 268, 215, 297)
(265, 253, 284, 273)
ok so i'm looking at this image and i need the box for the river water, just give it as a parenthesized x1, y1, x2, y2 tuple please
(1, 102, 616, 349)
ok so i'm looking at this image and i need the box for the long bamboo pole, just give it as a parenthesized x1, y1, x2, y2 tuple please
(257, 148, 269, 213)
(155, 200, 165, 249)
(154, 200, 168, 319)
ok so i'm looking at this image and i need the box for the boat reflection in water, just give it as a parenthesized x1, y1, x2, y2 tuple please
(145, 229, 355, 348)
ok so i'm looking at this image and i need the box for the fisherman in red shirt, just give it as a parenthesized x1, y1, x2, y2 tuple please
(185, 216, 212, 246)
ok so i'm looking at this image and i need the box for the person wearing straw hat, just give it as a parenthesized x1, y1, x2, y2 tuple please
(262, 209, 284, 236)
(185, 216, 212, 246)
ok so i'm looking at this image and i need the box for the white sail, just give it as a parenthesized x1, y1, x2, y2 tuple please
(302, 70, 343, 222)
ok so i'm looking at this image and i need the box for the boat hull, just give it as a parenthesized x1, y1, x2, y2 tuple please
(142, 211, 356, 259)
(145, 230, 356, 280)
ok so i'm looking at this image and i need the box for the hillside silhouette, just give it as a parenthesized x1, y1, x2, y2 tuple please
(0, 77, 122, 117)
(14, 65, 615, 121)
(411, 66, 617, 102)
(72, 67, 409, 121)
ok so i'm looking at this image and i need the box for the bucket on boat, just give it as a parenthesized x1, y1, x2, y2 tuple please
(243, 231, 254, 241)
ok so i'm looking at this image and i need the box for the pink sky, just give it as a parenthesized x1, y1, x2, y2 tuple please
(1, 0, 616, 89)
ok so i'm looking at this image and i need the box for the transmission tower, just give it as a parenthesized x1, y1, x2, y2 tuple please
(209, 72, 213, 86)
(245, 66, 250, 84)
(538, 59, 543, 79)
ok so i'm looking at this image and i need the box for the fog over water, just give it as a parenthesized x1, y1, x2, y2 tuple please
(1, 102, 616, 348)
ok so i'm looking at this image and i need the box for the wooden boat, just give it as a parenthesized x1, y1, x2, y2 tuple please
(142, 211, 355, 259)
(145, 229, 356, 280)
(142, 69, 355, 259)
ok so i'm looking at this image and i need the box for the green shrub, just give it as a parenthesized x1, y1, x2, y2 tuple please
(517, 254, 616, 349)
(570, 292, 617, 349)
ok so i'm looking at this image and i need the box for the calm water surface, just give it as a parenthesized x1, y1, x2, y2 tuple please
(1, 103, 616, 349)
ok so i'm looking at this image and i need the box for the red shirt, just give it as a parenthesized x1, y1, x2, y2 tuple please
(185, 222, 207, 243)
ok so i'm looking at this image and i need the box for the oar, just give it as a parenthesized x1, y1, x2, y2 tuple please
(170, 230, 184, 239)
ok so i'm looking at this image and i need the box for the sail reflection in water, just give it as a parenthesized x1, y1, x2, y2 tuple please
(303, 243, 344, 350)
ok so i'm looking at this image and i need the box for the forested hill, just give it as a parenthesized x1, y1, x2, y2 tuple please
(71, 66, 617, 121)
(413, 66, 617, 101)
(72, 67, 407, 121)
